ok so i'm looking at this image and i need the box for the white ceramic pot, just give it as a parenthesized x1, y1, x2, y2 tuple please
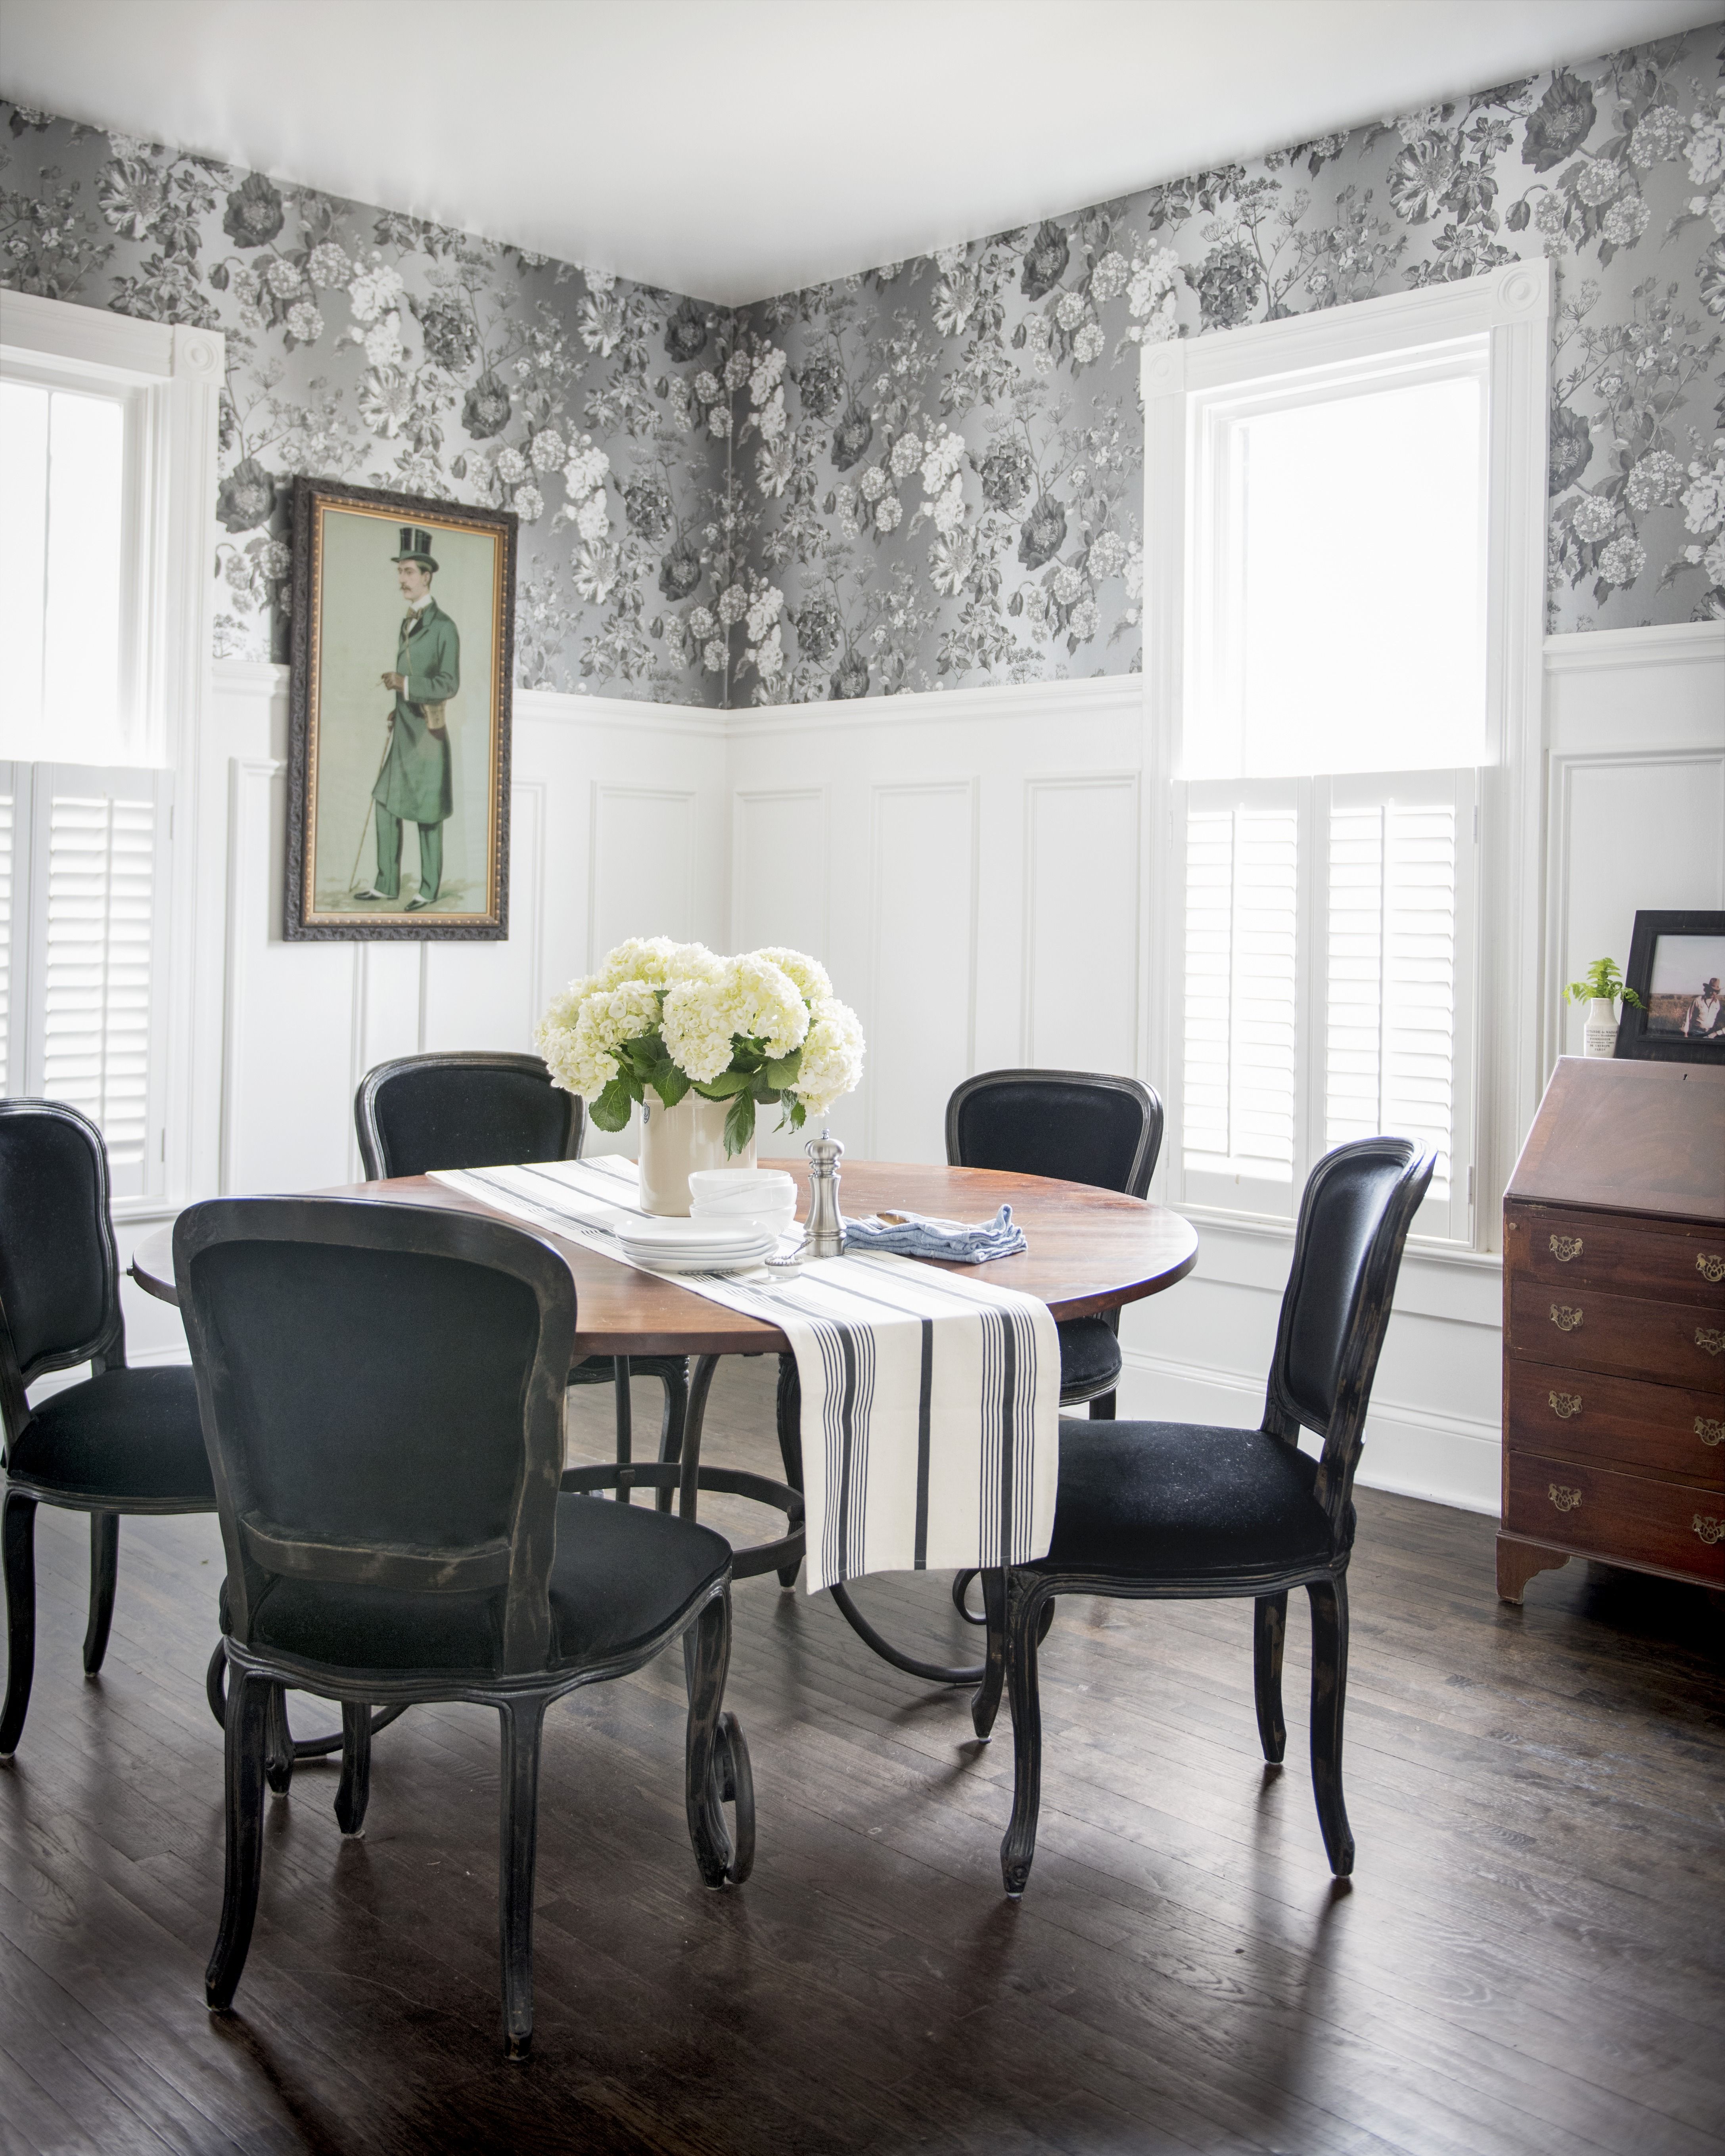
(638, 1094, 757, 1215)
(1583, 997, 1619, 1057)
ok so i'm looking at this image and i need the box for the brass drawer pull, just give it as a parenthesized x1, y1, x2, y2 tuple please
(1548, 1484, 1582, 1513)
(1696, 1327, 1724, 1357)
(1697, 1417, 1724, 1447)
(1549, 1391, 1581, 1419)
(1549, 1234, 1582, 1263)
(1549, 1305, 1583, 1333)
(1698, 1253, 1725, 1285)
(1694, 1515, 1724, 1547)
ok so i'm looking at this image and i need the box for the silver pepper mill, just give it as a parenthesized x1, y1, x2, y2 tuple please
(802, 1127, 847, 1259)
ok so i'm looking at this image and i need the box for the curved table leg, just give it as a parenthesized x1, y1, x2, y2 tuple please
(205, 1640, 408, 1758)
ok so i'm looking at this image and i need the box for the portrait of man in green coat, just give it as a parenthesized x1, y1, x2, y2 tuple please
(354, 524, 460, 911)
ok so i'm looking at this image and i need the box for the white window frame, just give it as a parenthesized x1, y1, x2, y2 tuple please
(1141, 261, 1551, 1256)
(1, 291, 224, 1215)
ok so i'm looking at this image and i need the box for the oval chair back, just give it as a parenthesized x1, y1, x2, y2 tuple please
(174, 1196, 575, 1676)
(945, 1068, 1163, 1199)
(0, 1100, 125, 1417)
(355, 1051, 583, 1182)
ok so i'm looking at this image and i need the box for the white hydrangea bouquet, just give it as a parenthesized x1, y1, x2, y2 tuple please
(536, 938, 864, 1156)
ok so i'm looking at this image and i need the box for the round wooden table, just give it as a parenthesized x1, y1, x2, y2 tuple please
(131, 1159, 1198, 1687)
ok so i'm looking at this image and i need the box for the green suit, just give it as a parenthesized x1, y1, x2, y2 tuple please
(374, 597, 459, 902)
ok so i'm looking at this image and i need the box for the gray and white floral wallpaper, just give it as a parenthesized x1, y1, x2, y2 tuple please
(2, 19, 1721, 709)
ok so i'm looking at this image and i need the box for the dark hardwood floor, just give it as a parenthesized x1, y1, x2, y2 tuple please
(2, 1355, 1721, 2156)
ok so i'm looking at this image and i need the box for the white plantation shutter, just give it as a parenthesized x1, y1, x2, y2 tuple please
(0, 775, 14, 1094)
(1181, 786, 1302, 1214)
(18, 765, 171, 1199)
(1175, 772, 1475, 1240)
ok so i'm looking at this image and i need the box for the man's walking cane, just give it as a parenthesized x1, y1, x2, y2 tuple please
(347, 714, 396, 895)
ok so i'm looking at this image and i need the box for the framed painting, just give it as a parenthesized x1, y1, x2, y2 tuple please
(1614, 910, 1725, 1062)
(285, 477, 516, 940)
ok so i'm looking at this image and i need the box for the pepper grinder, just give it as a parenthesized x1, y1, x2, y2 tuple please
(801, 1127, 847, 1259)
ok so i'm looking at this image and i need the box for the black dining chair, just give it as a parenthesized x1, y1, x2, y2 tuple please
(355, 1050, 690, 1502)
(946, 1068, 1164, 1420)
(980, 1136, 1434, 1897)
(175, 1193, 752, 2059)
(0, 1098, 217, 1757)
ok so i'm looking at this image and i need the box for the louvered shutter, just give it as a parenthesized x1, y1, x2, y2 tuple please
(22, 765, 171, 1198)
(1179, 784, 1303, 1215)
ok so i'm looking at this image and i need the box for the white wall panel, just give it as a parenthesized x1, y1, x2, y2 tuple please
(423, 779, 546, 1055)
(589, 784, 695, 963)
(732, 787, 828, 960)
(1023, 774, 1138, 1071)
(866, 780, 978, 1162)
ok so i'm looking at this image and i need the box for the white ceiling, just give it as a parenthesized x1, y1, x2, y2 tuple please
(4, 0, 1718, 305)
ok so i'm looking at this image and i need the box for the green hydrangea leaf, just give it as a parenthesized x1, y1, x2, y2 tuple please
(590, 1078, 634, 1132)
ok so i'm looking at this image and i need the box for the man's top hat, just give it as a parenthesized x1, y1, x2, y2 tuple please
(392, 525, 439, 572)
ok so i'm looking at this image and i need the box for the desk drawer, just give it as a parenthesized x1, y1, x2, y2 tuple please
(1504, 1453, 1725, 1585)
(1506, 1276, 1725, 1390)
(1505, 1359, 1725, 1485)
(1506, 1205, 1725, 1305)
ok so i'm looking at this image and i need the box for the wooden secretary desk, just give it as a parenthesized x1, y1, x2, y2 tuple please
(1498, 1057, 1724, 1603)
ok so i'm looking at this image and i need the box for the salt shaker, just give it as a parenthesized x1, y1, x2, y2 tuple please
(801, 1127, 847, 1259)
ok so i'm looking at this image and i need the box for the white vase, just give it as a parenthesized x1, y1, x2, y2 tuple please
(637, 1094, 757, 1215)
(1583, 997, 1619, 1057)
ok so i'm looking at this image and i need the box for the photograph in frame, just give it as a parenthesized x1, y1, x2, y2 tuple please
(1614, 910, 1725, 1062)
(286, 477, 516, 940)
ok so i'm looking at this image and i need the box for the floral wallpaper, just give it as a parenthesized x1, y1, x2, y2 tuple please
(0, 98, 746, 702)
(2, 19, 1722, 710)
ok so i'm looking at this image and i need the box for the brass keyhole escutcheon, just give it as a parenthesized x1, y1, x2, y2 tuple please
(1549, 1305, 1583, 1334)
(1698, 1253, 1725, 1285)
(1549, 1391, 1581, 1420)
(1692, 1515, 1724, 1547)
(1549, 1234, 1582, 1263)
(1696, 1327, 1725, 1357)
(1696, 1417, 1725, 1448)
(1548, 1485, 1582, 1514)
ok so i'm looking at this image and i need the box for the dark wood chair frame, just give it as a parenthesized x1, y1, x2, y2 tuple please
(819, 1068, 1165, 1693)
(977, 1136, 1436, 1898)
(355, 1050, 693, 1506)
(176, 1194, 752, 2058)
(0, 1100, 218, 1755)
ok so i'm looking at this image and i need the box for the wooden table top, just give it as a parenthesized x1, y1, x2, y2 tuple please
(129, 1158, 1199, 1357)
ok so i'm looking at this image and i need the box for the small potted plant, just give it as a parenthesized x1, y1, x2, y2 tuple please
(1564, 956, 1642, 1058)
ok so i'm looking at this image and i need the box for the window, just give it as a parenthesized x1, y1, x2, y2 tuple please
(1145, 263, 1551, 1250)
(1, 293, 223, 1206)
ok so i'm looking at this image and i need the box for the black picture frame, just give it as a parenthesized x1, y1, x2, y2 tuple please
(1613, 910, 1725, 1062)
(285, 476, 516, 941)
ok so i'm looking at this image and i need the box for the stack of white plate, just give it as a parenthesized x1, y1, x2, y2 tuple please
(615, 1215, 778, 1274)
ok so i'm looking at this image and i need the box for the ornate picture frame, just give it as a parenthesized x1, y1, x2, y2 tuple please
(285, 476, 516, 941)
(1614, 909, 1725, 1062)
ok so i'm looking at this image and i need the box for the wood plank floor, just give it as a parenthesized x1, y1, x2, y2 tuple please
(2, 1355, 1721, 2156)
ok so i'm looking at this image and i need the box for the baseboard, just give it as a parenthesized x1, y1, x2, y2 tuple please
(1117, 1350, 1501, 1518)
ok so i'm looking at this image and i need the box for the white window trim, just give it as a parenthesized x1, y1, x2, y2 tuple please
(1140, 260, 1551, 1255)
(1, 291, 224, 1217)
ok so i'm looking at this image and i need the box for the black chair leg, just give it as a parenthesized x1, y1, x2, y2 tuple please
(1307, 1574, 1354, 1876)
(683, 1587, 750, 1886)
(970, 1568, 1008, 1740)
(335, 1702, 372, 1836)
(497, 1694, 547, 2060)
(773, 1355, 804, 1588)
(264, 1684, 295, 1795)
(206, 1668, 271, 2010)
(1000, 1575, 1049, 1899)
(0, 1490, 37, 1757)
(1087, 1391, 1117, 1420)
(655, 1360, 689, 1517)
(83, 1511, 119, 1676)
(613, 1356, 634, 1502)
(1253, 1591, 1288, 1764)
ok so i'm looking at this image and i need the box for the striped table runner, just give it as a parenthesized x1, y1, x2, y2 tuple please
(429, 1157, 1060, 1592)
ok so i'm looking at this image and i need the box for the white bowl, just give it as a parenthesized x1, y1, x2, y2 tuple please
(687, 1169, 797, 1213)
(691, 1196, 797, 1237)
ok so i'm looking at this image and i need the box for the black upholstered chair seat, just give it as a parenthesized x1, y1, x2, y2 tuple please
(249, 1493, 732, 1677)
(1054, 1318, 1123, 1402)
(1036, 1419, 1339, 1582)
(8, 1366, 215, 1506)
